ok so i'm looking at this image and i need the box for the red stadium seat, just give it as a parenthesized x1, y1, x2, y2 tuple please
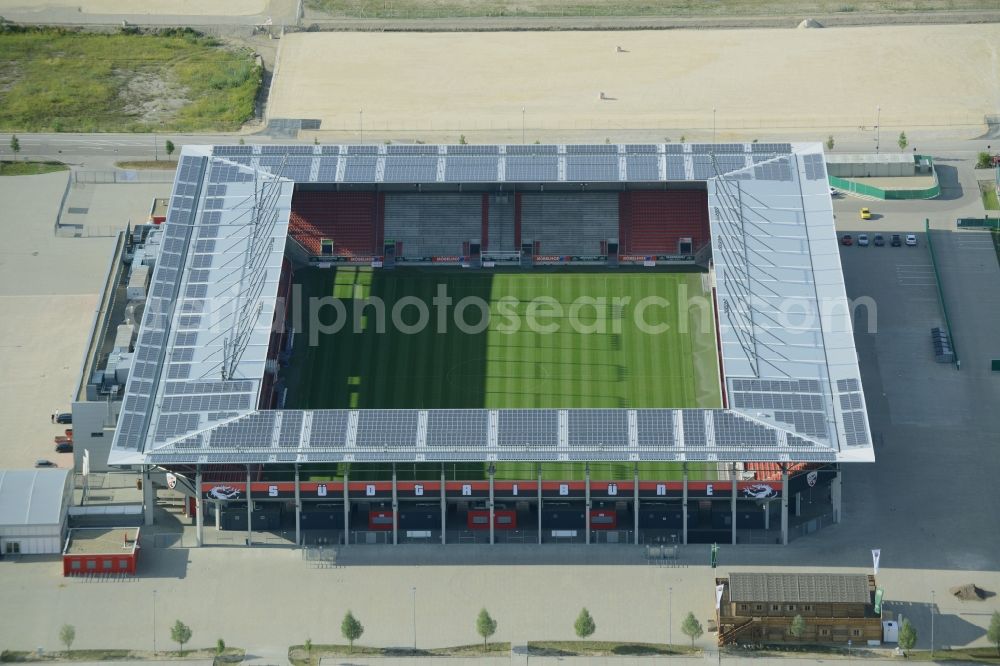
(288, 191, 381, 257)
(618, 190, 711, 255)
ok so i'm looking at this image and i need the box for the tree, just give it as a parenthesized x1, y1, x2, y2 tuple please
(170, 620, 192, 654)
(10, 134, 20, 157)
(304, 638, 312, 655)
(681, 612, 703, 647)
(898, 618, 917, 655)
(826, 135, 835, 151)
(476, 608, 498, 652)
(574, 608, 596, 639)
(986, 611, 1000, 656)
(976, 151, 992, 169)
(215, 638, 226, 656)
(897, 131, 908, 151)
(165, 140, 175, 159)
(59, 624, 76, 651)
(341, 610, 364, 653)
(789, 614, 806, 639)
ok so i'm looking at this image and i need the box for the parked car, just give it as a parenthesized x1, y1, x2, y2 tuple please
(860, 207, 872, 220)
(857, 234, 870, 246)
(55, 442, 73, 453)
(54, 435, 71, 445)
(64, 428, 73, 438)
(905, 234, 918, 246)
(841, 234, 853, 246)
(890, 234, 903, 247)
(873, 234, 885, 247)
(829, 187, 839, 197)
(34, 459, 57, 468)
(53, 412, 72, 425)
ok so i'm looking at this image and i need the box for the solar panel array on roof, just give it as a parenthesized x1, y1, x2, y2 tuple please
(445, 156, 497, 181)
(261, 145, 313, 155)
(426, 410, 490, 447)
(666, 155, 686, 179)
(388, 144, 438, 155)
(754, 158, 793, 181)
(682, 411, 707, 447)
(214, 145, 253, 156)
(567, 410, 628, 447)
(626, 144, 659, 154)
(497, 410, 558, 447)
(565, 144, 617, 154)
(309, 411, 349, 447)
(278, 411, 304, 447)
(112, 155, 207, 452)
(713, 411, 779, 447)
(356, 410, 419, 448)
(565, 154, 619, 181)
(506, 155, 558, 181)
(506, 144, 558, 155)
(207, 411, 276, 448)
(752, 143, 792, 154)
(383, 156, 438, 182)
(803, 153, 827, 180)
(635, 410, 675, 447)
(447, 144, 499, 155)
(343, 156, 378, 182)
(692, 143, 743, 154)
(626, 155, 659, 181)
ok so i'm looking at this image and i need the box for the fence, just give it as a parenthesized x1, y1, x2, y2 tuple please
(828, 174, 940, 200)
(957, 217, 1000, 229)
(74, 169, 176, 185)
(925, 219, 959, 369)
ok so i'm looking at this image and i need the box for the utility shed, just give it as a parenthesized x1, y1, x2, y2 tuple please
(0, 469, 73, 555)
(717, 572, 882, 645)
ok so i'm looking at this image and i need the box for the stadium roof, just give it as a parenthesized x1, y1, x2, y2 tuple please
(108, 142, 873, 467)
(0, 469, 70, 527)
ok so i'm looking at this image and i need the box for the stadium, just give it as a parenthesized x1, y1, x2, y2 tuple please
(107, 141, 873, 548)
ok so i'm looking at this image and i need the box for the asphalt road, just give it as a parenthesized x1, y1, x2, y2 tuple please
(3, 132, 998, 173)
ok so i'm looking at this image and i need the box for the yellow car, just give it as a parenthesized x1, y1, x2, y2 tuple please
(860, 207, 872, 220)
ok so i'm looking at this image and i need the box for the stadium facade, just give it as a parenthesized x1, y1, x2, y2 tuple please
(100, 142, 872, 547)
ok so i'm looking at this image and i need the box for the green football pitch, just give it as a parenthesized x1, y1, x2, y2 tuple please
(287, 267, 720, 410)
(282, 266, 722, 482)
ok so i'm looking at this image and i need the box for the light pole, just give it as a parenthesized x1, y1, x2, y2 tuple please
(359, 108, 364, 145)
(875, 105, 881, 154)
(521, 107, 525, 144)
(411, 586, 417, 650)
(668, 586, 673, 645)
(930, 590, 935, 659)
(712, 107, 717, 145)
(152, 589, 157, 653)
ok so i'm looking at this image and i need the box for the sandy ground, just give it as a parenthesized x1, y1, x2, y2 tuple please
(845, 175, 938, 189)
(0, 173, 169, 470)
(0, 0, 268, 16)
(269, 25, 1000, 140)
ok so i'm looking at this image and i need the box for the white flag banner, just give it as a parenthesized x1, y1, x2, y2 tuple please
(872, 548, 881, 575)
(715, 584, 726, 609)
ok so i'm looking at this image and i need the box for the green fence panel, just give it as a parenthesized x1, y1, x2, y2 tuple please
(925, 219, 959, 368)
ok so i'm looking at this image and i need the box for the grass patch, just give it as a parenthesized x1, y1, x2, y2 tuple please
(903, 647, 1000, 663)
(115, 160, 178, 170)
(981, 181, 1000, 210)
(0, 26, 260, 133)
(0, 160, 68, 176)
(288, 642, 509, 665)
(306, 0, 1000, 19)
(0, 648, 244, 662)
(528, 641, 698, 656)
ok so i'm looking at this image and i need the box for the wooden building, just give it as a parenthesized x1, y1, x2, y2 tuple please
(716, 572, 882, 645)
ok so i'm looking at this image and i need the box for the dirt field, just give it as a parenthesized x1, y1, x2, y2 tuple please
(269, 24, 1000, 141)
